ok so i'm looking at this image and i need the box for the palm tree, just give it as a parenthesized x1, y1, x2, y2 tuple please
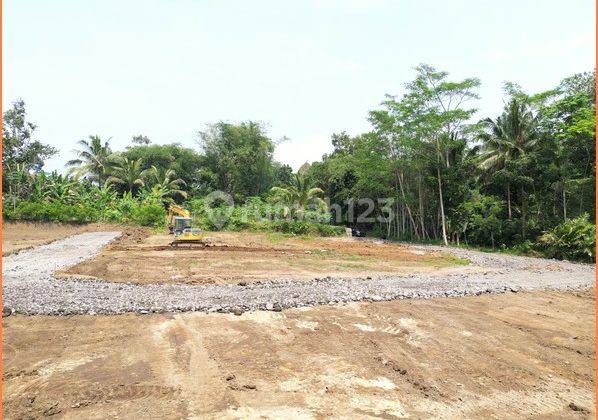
(106, 156, 146, 194)
(67, 135, 112, 186)
(144, 166, 187, 203)
(477, 98, 538, 236)
(270, 173, 326, 217)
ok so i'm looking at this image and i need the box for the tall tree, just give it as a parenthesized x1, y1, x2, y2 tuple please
(131, 134, 151, 146)
(106, 156, 146, 194)
(370, 64, 480, 244)
(144, 165, 188, 201)
(410, 65, 480, 245)
(67, 135, 112, 186)
(2, 99, 57, 204)
(198, 121, 276, 198)
(478, 98, 539, 226)
(270, 172, 326, 216)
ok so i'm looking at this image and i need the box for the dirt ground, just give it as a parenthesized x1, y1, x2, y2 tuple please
(2, 222, 147, 256)
(60, 231, 468, 285)
(3, 289, 594, 419)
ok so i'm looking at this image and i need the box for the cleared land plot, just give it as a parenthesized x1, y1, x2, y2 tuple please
(3, 222, 100, 255)
(4, 230, 593, 315)
(60, 231, 468, 285)
(3, 290, 594, 419)
(2, 221, 146, 256)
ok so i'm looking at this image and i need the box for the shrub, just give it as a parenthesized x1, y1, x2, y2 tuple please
(4, 201, 98, 224)
(537, 214, 595, 262)
(315, 224, 346, 237)
(266, 220, 344, 236)
(130, 203, 166, 227)
(270, 220, 312, 235)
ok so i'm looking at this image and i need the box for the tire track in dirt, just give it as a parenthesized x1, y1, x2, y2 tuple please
(151, 316, 232, 417)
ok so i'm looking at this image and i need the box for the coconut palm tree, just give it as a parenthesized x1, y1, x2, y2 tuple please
(141, 166, 187, 205)
(145, 166, 187, 199)
(477, 98, 538, 220)
(270, 173, 326, 217)
(67, 135, 112, 186)
(478, 99, 538, 162)
(105, 156, 146, 194)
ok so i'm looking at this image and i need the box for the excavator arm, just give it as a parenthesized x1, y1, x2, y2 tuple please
(167, 204, 190, 225)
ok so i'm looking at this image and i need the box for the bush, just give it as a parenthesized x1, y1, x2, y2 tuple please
(537, 214, 595, 262)
(315, 223, 346, 237)
(267, 220, 345, 236)
(130, 203, 166, 227)
(270, 220, 312, 235)
(4, 201, 98, 224)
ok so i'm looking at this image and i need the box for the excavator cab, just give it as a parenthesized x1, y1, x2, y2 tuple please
(172, 216, 192, 235)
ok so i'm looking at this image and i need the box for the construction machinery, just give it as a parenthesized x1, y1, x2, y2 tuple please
(167, 204, 205, 247)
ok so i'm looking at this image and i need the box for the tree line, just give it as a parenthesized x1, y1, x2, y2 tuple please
(2, 65, 595, 260)
(307, 65, 595, 258)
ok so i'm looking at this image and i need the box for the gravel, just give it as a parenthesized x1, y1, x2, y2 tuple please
(3, 232, 595, 316)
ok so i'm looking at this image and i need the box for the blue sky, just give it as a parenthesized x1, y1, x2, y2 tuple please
(3, 0, 595, 172)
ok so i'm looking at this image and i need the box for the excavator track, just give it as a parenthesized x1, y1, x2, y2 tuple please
(169, 241, 208, 248)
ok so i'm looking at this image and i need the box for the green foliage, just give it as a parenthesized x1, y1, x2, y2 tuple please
(306, 66, 595, 258)
(130, 203, 167, 227)
(123, 144, 202, 192)
(142, 166, 187, 204)
(67, 135, 112, 186)
(454, 193, 504, 247)
(537, 215, 595, 262)
(269, 171, 327, 217)
(105, 156, 146, 194)
(186, 196, 343, 236)
(198, 121, 277, 199)
(2, 99, 57, 174)
(268, 220, 345, 236)
(3, 196, 166, 228)
(5, 201, 98, 224)
(3, 100, 57, 205)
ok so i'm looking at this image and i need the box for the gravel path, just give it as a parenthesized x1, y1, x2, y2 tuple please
(3, 232, 595, 316)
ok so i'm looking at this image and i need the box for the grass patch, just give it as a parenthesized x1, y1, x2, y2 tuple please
(436, 253, 470, 266)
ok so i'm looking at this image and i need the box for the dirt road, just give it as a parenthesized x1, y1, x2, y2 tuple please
(3, 231, 594, 315)
(4, 290, 594, 418)
(1, 221, 136, 255)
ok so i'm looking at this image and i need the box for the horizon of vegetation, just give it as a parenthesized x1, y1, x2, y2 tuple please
(2, 64, 595, 262)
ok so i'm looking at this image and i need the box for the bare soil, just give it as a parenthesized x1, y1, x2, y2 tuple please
(2, 221, 147, 256)
(60, 231, 468, 285)
(3, 289, 594, 419)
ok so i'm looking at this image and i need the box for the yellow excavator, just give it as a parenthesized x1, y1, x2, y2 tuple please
(167, 204, 205, 247)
